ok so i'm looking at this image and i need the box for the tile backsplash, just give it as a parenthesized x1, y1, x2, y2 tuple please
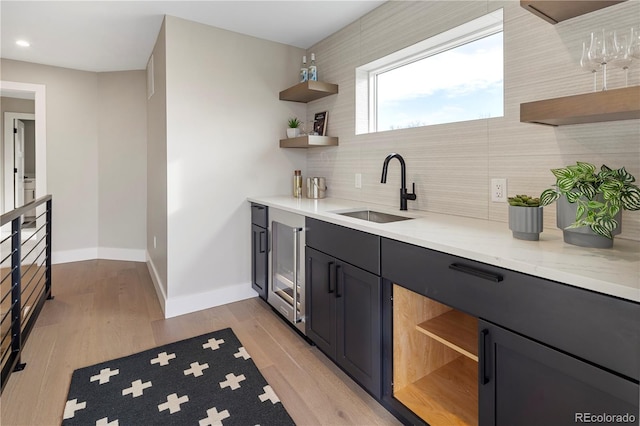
(305, 0, 640, 242)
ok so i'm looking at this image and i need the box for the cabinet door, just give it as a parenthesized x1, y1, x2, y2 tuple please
(336, 262, 382, 398)
(479, 320, 639, 426)
(306, 247, 337, 357)
(251, 224, 268, 300)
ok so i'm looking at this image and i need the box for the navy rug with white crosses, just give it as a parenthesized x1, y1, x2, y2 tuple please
(62, 328, 295, 425)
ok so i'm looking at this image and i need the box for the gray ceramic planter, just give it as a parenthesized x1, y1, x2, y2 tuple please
(509, 205, 543, 241)
(556, 195, 621, 249)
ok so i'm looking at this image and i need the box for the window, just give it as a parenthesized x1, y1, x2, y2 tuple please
(356, 9, 503, 134)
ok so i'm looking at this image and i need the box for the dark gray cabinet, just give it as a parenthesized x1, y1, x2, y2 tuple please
(250, 203, 268, 300)
(305, 218, 382, 398)
(479, 319, 639, 426)
(381, 237, 640, 425)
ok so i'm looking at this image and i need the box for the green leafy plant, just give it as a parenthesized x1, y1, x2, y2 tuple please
(539, 162, 640, 238)
(508, 194, 540, 207)
(287, 117, 301, 128)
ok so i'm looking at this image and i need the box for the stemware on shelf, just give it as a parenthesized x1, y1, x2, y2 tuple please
(611, 29, 634, 87)
(580, 35, 601, 92)
(630, 27, 640, 60)
(588, 29, 617, 91)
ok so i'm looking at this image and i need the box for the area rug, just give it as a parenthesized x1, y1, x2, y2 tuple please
(62, 328, 295, 425)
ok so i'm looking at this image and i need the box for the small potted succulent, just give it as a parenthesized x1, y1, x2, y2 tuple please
(508, 194, 543, 241)
(286, 117, 301, 138)
(539, 162, 640, 248)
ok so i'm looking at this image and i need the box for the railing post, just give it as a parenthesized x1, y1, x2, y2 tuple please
(45, 199, 53, 300)
(10, 218, 25, 372)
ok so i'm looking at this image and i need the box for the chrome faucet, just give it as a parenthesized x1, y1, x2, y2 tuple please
(380, 153, 417, 211)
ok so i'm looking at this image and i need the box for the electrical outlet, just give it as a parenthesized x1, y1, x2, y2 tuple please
(355, 173, 362, 189)
(491, 178, 507, 202)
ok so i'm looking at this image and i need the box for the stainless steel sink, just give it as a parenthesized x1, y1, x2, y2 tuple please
(337, 210, 413, 223)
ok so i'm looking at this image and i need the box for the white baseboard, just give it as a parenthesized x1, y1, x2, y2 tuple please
(164, 283, 257, 319)
(52, 247, 146, 264)
(145, 253, 167, 315)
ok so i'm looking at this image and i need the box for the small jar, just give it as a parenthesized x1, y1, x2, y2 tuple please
(293, 170, 303, 198)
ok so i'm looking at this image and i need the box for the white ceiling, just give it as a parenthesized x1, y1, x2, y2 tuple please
(1, 1, 385, 73)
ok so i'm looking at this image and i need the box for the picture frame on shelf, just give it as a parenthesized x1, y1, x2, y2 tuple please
(313, 111, 328, 136)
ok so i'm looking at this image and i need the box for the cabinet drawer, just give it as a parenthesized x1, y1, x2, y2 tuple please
(250, 203, 268, 228)
(381, 237, 640, 380)
(306, 218, 380, 274)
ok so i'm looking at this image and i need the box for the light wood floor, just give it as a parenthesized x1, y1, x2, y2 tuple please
(0, 259, 400, 426)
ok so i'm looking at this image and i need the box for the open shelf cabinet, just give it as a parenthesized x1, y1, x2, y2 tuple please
(520, 86, 640, 126)
(520, 0, 626, 24)
(279, 135, 338, 148)
(279, 81, 338, 103)
(393, 284, 478, 426)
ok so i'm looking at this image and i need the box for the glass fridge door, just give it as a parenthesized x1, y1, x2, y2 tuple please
(271, 221, 301, 312)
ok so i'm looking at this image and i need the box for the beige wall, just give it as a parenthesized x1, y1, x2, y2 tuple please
(147, 19, 169, 299)
(97, 71, 147, 253)
(155, 16, 307, 316)
(0, 60, 148, 259)
(305, 0, 640, 242)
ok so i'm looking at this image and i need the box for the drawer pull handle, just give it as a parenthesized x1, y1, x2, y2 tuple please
(449, 263, 503, 282)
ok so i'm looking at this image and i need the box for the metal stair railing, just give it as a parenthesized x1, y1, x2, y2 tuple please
(0, 195, 53, 393)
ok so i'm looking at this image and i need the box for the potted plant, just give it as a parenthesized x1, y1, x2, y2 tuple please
(508, 194, 543, 241)
(539, 162, 640, 248)
(286, 117, 301, 138)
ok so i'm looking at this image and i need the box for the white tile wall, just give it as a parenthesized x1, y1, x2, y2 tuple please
(305, 0, 640, 242)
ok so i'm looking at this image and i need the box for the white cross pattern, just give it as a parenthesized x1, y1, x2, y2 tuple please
(258, 385, 281, 404)
(150, 351, 176, 366)
(199, 406, 230, 426)
(122, 379, 152, 398)
(96, 417, 119, 426)
(90, 367, 119, 385)
(63, 398, 86, 419)
(219, 373, 246, 390)
(202, 338, 225, 351)
(158, 393, 189, 414)
(184, 362, 209, 377)
(233, 346, 250, 360)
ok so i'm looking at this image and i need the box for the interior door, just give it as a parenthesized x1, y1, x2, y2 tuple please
(14, 119, 25, 208)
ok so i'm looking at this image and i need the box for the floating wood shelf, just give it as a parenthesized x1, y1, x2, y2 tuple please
(416, 310, 479, 361)
(520, 0, 626, 24)
(394, 357, 478, 426)
(279, 81, 339, 103)
(520, 86, 640, 126)
(279, 135, 338, 148)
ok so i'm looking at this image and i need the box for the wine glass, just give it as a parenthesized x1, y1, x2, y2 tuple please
(630, 27, 640, 60)
(611, 29, 634, 87)
(589, 29, 617, 91)
(580, 36, 601, 92)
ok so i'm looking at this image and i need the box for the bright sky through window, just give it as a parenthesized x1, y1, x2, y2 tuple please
(376, 32, 503, 131)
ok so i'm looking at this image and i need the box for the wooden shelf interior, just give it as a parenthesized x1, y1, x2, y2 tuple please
(416, 310, 478, 361)
(279, 81, 338, 103)
(393, 284, 478, 426)
(520, 0, 626, 24)
(520, 86, 640, 126)
(279, 135, 338, 148)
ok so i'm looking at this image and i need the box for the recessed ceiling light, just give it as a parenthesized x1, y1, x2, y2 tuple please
(16, 40, 30, 47)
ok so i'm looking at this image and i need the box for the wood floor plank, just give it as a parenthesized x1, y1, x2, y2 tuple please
(1, 259, 400, 425)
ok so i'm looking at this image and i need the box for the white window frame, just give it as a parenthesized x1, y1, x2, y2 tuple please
(355, 8, 504, 134)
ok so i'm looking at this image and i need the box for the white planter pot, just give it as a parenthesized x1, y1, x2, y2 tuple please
(286, 128, 300, 138)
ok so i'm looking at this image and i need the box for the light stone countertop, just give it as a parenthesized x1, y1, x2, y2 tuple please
(248, 195, 640, 303)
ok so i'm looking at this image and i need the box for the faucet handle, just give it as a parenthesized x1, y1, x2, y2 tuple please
(407, 182, 417, 200)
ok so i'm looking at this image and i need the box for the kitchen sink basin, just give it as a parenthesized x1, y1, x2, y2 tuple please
(337, 209, 413, 223)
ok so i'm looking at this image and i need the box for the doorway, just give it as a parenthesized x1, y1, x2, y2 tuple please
(0, 81, 46, 215)
(3, 112, 35, 213)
